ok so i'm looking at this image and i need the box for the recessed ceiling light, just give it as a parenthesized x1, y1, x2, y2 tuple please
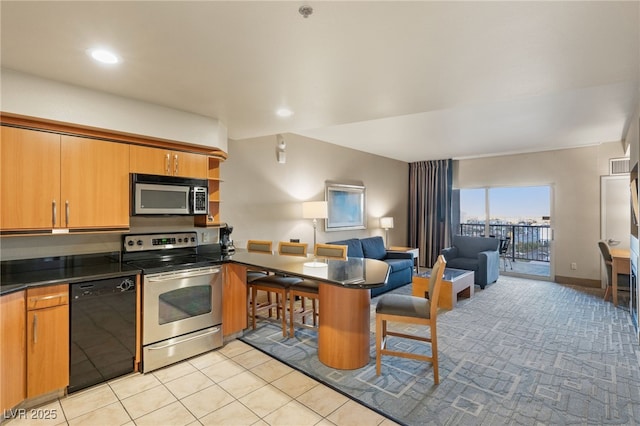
(276, 108, 293, 118)
(88, 48, 119, 64)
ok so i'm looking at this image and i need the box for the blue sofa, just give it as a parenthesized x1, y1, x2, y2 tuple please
(328, 236, 413, 297)
(441, 235, 500, 289)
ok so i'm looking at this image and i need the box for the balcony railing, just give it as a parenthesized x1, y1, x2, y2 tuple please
(459, 223, 551, 263)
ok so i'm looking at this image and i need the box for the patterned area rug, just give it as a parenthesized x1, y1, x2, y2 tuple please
(240, 276, 640, 425)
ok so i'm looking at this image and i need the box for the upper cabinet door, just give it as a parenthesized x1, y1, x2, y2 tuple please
(130, 145, 207, 178)
(130, 145, 173, 176)
(60, 135, 130, 229)
(172, 151, 207, 178)
(0, 127, 61, 230)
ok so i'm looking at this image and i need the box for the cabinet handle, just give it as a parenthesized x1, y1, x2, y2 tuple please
(52, 200, 57, 227)
(65, 200, 70, 227)
(33, 313, 37, 344)
(174, 154, 179, 175)
(165, 153, 171, 174)
(32, 294, 66, 303)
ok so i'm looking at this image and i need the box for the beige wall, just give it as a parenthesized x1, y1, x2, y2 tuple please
(455, 141, 627, 283)
(1, 69, 227, 151)
(221, 134, 408, 251)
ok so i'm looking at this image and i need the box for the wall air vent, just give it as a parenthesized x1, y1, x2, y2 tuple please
(610, 157, 630, 175)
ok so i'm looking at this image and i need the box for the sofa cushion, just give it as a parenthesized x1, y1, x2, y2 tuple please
(385, 258, 414, 273)
(453, 235, 500, 258)
(327, 238, 364, 258)
(446, 257, 479, 271)
(361, 236, 387, 260)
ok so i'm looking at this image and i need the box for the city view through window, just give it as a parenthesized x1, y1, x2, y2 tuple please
(459, 186, 551, 276)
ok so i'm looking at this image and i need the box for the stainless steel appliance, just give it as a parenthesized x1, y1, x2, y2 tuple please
(70, 275, 137, 393)
(122, 232, 223, 372)
(131, 173, 208, 215)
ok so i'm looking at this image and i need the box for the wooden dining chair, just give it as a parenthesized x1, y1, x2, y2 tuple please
(375, 254, 446, 384)
(314, 243, 348, 260)
(288, 243, 346, 337)
(248, 241, 306, 336)
(278, 241, 308, 256)
(246, 240, 273, 282)
(246, 240, 279, 331)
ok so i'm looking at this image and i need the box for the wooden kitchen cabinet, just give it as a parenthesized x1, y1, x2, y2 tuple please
(1, 127, 61, 230)
(0, 127, 129, 232)
(26, 284, 69, 398)
(130, 145, 208, 178)
(1, 291, 26, 412)
(222, 263, 247, 336)
(60, 135, 129, 229)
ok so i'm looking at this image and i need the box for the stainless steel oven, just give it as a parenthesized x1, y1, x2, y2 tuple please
(142, 266, 222, 372)
(122, 232, 223, 372)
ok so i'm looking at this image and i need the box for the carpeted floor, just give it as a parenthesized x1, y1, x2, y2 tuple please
(240, 276, 640, 425)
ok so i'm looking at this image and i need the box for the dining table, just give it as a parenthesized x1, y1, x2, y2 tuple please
(229, 251, 390, 369)
(610, 247, 631, 307)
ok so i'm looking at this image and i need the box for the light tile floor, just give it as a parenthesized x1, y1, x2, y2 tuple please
(6, 340, 397, 426)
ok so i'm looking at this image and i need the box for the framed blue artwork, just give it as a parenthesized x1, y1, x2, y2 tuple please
(325, 182, 366, 231)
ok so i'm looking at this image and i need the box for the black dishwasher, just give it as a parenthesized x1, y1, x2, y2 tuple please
(69, 275, 137, 393)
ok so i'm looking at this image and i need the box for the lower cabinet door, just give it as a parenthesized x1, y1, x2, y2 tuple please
(27, 305, 69, 397)
(1, 291, 26, 411)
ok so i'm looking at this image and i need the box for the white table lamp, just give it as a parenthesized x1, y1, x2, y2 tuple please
(303, 201, 328, 248)
(380, 216, 394, 248)
(303, 201, 328, 267)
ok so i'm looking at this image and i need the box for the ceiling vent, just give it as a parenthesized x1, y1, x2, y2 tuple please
(610, 157, 630, 175)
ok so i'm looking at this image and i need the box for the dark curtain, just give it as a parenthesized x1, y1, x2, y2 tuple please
(408, 159, 453, 268)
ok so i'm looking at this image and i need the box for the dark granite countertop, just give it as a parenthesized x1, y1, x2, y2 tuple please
(1, 249, 389, 296)
(228, 251, 389, 288)
(1, 252, 141, 295)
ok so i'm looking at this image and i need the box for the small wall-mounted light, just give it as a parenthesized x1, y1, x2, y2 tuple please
(276, 134, 286, 164)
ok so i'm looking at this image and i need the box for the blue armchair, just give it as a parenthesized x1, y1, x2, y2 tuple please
(328, 236, 413, 297)
(441, 235, 500, 289)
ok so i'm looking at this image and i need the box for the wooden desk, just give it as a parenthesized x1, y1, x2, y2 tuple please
(610, 248, 631, 307)
(229, 251, 390, 369)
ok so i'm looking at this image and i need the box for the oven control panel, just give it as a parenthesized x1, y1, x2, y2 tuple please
(123, 232, 198, 252)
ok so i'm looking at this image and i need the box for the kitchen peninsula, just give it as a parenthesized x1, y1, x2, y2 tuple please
(229, 251, 390, 369)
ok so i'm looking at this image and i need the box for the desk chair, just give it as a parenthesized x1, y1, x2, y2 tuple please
(599, 240, 630, 304)
(248, 241, 307, 336)
(499, 237, 512, 270)
(288, 243, 347, 337)
(376, 254, 446, 385)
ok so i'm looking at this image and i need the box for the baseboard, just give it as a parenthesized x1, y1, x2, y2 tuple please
(554, 275, 601, 288)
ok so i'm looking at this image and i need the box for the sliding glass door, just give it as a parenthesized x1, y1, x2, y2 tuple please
(457, 185, 552, 278)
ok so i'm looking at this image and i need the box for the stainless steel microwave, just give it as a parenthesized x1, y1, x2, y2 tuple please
(131, 174, 208, 216)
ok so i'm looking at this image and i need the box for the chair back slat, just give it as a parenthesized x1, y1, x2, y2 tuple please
(278, 241, 308, 257)
(314, 243, 348, 260)
(247, 240, 273, 253)
(429, 255, 447, 317)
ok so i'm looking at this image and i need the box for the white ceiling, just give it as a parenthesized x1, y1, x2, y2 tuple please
(1, 1, 639, 162)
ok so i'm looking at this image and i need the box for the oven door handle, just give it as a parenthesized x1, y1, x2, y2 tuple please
(147, 268, 220, 282)
(146, 327, 221, 350)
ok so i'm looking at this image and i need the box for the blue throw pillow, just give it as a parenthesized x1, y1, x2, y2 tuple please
(361, 236, 386, 260)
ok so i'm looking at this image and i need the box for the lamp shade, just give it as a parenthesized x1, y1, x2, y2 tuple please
(302, 201, 328, 219)
(380, 217, 394, 229)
